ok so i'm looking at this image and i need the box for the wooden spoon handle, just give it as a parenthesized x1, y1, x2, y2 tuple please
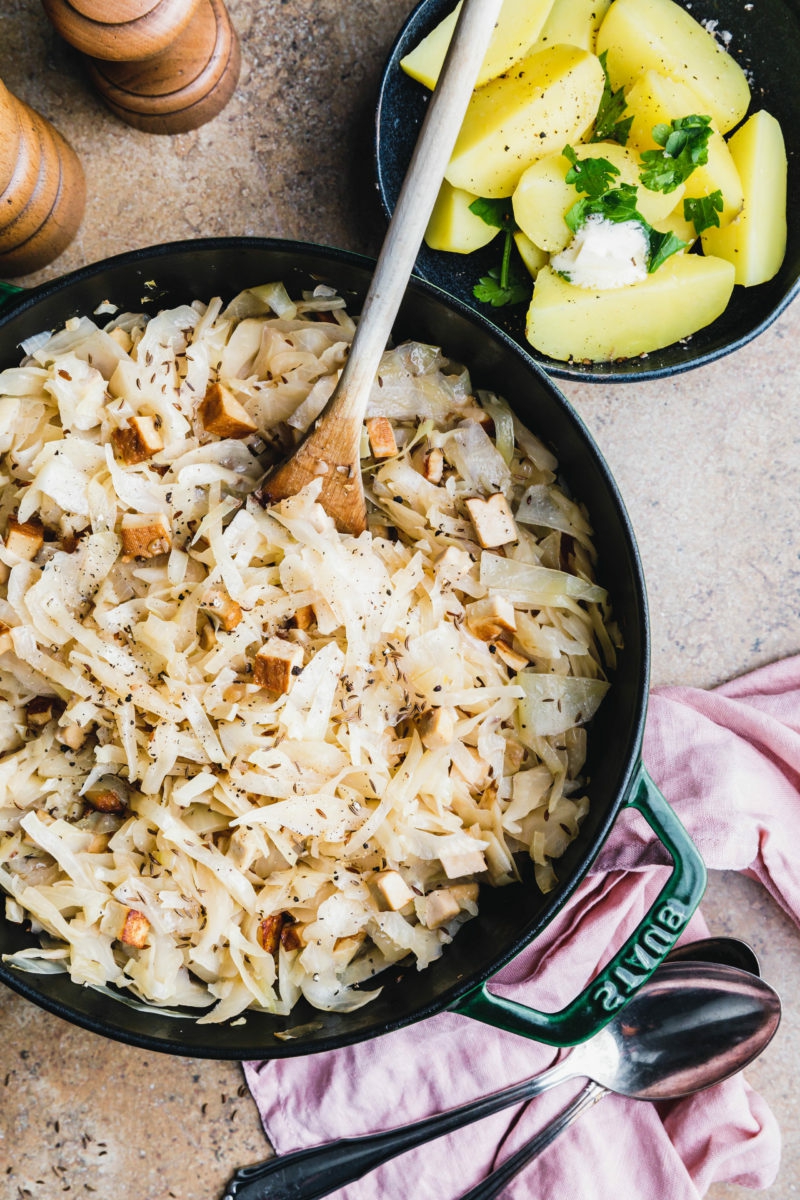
(329, 0, 505, 425)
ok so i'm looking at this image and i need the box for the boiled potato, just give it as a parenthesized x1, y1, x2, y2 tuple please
(399, 0, 556, 91)
(512, 141, 680, 253)
(424, 182, 501, 253)
(702, 111, 788, 286)
(513, 230, 549, 277)
(526, 253, 735, 361)
(650, 203, 697, 248)
(596, 0, 750, 134)
(535, 0, 611, 52)
(445, 45, 605, 198)
(625, 72, 743, 226)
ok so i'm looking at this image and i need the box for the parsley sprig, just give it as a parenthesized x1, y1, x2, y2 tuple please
(469, 197, 530, 307)
(591, 51, 633, 146)
(639, 115, 713, 192)
(683, 189, 724, 234)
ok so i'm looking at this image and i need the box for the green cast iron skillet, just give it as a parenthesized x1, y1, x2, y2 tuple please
(0, 238, 706, 1057)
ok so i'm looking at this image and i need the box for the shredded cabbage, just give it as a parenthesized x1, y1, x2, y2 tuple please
(0, 283, 619, 1023)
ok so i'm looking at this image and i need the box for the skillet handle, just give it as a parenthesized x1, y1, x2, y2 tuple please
(451, 764, 706, 1046)
(0, 281, 24, 310)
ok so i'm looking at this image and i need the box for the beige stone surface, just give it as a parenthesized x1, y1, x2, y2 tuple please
(0, 1, 799, 1197)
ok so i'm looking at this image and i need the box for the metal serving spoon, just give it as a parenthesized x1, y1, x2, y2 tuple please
(455, 958, 780, 1200)
(257, 0, 505, 533)
(222, 939, 773, 1200)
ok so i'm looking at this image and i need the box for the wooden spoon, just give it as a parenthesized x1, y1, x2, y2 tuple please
(257, 0, 506, 534)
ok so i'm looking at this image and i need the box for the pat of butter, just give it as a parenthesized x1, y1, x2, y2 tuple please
(550, 215, 649, 289)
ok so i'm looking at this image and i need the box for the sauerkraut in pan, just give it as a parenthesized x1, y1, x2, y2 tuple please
(0, 283, 619, 1022)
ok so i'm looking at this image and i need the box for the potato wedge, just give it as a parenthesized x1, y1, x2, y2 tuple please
(625, 72, 743, 226)
(596, 0, 750, 134)
(445, 45, 605, 198)
(425, 182, 501, 253)
(400, 0, 557, 91)
(512, 141, 679, 253)
(535, 0, 611, 52)
(650, 202, 697, 249)
(526, 254, 735, 361)
(513, 230, 549, 278)
(701, 111, 788, 286)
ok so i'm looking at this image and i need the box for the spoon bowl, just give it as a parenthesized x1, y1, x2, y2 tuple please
(577, 960, 779, 1101)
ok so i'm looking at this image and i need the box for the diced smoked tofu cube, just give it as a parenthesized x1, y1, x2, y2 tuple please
(107, 326, 132, 351)
(491, 640, 529, 671)
(423, 447, 444, 483)
(257, 913, 285, 954)
(120, 512, 171, 559)
(464, 493, 517, 548)
(253, 637, 304, 694)
(439, 846, 487, 879)
(421, 888, 462, 929)
(465, 595, 516, 641)
(5, 517, 44, 560)
(200, 586, 243, 631)
(418, 706, 457, 750)
(448, 882, 480, 905)
(332, 931, 366, 963)
(111, 415, 164, 465)
(198, 382, 257, 438)
(120, 908, 150, 948)
(289, 604, 314, 630)
(0, 621, 12, 654)
(371, 869, 415, 912)
(365, 416, 398, 458)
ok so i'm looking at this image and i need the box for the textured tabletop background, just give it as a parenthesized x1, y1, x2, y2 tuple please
(0, 1, 798, 1197)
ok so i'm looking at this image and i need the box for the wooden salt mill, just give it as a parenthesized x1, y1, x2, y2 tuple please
(41, 0, 241, 135)
(0, 78, 86, 276)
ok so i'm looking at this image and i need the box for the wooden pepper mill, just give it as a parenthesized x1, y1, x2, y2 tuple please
(41, 0, 241, 135)
(0, 78, 86, 276)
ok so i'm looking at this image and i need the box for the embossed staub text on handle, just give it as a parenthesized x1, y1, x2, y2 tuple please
(592, 899, 689, 1014)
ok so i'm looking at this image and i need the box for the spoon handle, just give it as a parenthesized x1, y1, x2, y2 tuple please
(327, 0, 505, 424)
(221, 1059, 574, 1200)
(454, 1082, 609, 1200)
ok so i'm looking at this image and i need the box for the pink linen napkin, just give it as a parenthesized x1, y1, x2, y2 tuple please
(244, 655, 800, 1198)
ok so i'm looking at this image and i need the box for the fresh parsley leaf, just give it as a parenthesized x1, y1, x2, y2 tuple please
(468, 196, 518, 231)
(563, 143, 621, 199)
(591, 51, 634, 145)
(473, 264, 530, 307)
(647, 228, 687, 273)
(639, 114, 713, 193)
(564, 182, 640, 233)
(473, 225, 529, 308)
(683, 190, 724, 234)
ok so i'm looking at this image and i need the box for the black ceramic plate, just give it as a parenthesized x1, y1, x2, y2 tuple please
(375, 0, 800, 382)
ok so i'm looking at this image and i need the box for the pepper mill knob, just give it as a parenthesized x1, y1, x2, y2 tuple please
(40, 0, 204, 61)
(0, 79, 86, 277)
(41, 0, 241, 134)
